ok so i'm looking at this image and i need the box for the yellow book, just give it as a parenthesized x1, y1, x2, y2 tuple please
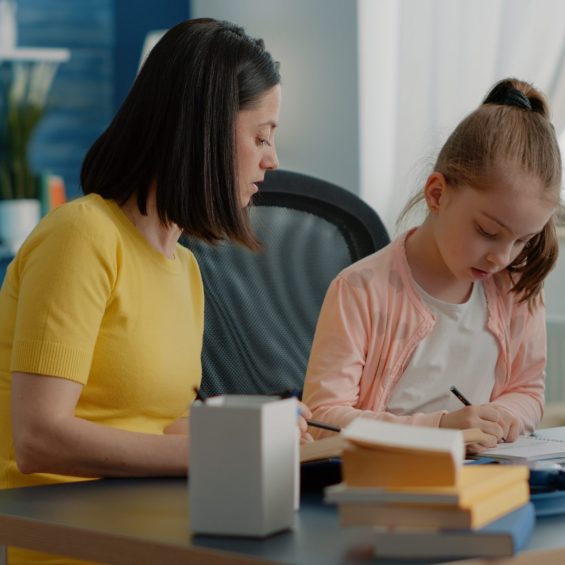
(337, 480, 529, 530)
(325, 465, 529, 506)
(342, 444, 459, 487)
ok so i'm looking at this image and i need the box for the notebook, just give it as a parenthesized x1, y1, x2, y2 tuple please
(480, 426, 565, 463)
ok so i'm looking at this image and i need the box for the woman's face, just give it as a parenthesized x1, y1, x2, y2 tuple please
(235, 85, 281, 207)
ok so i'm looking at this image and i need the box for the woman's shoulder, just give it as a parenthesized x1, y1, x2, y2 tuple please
(38, 194, 121, 241)
(20, 194, 124, 262)
(47, 193, 114, 225)
(175, 244, 202, 272)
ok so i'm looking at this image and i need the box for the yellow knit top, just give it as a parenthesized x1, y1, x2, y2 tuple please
(0, 194, 204, 489)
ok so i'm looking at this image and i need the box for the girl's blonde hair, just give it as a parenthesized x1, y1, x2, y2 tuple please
(400, 78, 562, 304)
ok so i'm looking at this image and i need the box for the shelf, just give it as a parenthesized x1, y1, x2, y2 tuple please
(0, 47, 70, 63)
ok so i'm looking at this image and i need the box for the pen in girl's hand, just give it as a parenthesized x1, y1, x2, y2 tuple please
(450, 385, 471, 407)
(307, 419, 341, 433)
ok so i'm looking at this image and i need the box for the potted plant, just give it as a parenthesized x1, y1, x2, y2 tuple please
(0, 60, 57, 255)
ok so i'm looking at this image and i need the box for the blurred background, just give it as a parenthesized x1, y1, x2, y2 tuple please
(1, 0, 565, 404)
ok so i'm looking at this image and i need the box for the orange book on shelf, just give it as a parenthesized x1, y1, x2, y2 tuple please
(38, 173, 66, 216)
(48, 174, 66, 209)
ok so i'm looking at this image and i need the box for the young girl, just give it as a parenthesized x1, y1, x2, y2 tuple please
(303, 78, 562, 449)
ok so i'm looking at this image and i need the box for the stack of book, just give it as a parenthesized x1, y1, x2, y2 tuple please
(324, 419, 534, 560)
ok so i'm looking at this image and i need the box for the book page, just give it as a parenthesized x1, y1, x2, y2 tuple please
(533, 426, 565, 442)
(343, 419, 465, 462)
(481, 435, 565, 461)
(300, 434, 344, 463)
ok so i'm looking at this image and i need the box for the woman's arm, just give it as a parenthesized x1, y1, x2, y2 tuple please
(12, 372, 189, 478)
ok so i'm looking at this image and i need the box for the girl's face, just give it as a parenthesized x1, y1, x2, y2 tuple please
(428, 170, 556, 284)
(235, 85, 281, 207)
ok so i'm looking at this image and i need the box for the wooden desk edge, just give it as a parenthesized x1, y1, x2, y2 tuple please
(0, 514, 272, 565)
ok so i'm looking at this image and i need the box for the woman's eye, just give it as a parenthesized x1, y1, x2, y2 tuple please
(257, 138, 271, 147)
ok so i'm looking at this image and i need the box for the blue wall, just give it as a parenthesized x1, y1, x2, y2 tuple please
(1, 1, 190, 285)
(115, 1, 190, 111)
(17, 0, 189, 200)
(18, 0, 115, 200)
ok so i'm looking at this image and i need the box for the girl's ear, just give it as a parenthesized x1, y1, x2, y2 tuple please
(424, 172, 449, 212)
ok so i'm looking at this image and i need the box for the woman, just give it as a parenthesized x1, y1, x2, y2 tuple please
(0, 18, 309, 564)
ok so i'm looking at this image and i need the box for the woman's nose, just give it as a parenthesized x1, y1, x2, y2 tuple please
(262, 145, 279, 171)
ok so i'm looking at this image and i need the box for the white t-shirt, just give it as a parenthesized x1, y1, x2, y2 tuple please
(387, 281, 498, 415)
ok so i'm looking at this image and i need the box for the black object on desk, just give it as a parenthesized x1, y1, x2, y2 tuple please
(301, 458, 342, 492)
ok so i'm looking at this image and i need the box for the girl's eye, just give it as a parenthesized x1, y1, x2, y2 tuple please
(257, 138, 271, 147)
(477, 225, 497, 239)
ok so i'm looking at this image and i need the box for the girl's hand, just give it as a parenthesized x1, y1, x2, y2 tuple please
(493, 406, 521, 443)
(297, 401, 314, 444)
(439, 404, 504, 441)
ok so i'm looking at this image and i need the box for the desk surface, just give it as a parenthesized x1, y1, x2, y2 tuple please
(1, 478, 565, 565)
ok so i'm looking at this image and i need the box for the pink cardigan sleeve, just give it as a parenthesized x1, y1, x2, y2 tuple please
(490, 297, 546, 434)
(303, 276, 444, 438)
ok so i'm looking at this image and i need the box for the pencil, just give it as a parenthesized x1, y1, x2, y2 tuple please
(449, 385, 471, 406)
(307, 419, 341, 433)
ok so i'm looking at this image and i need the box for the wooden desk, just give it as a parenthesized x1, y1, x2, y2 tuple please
(0, 478, 565, 565)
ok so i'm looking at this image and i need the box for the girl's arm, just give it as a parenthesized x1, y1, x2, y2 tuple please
(303, 275, 504, 443)
(12, 372, 189, 477)
(303, 276, 449, 435)
(489, 298, 547, 435)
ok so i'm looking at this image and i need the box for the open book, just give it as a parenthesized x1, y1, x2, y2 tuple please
(480, 426, 565, 463)
(300, 426, 490, 464)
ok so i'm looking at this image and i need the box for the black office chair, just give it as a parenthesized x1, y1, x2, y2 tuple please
(183, 170, 390, 397)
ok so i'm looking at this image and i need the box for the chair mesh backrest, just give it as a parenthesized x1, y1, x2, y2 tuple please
(183, 170, 389, 396)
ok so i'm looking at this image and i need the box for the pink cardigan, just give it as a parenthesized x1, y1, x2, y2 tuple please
(303, 230, 546, 437)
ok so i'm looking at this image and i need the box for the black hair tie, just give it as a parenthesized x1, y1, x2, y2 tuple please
(504, 88, 532, 111)
(484, 82, 533, 111)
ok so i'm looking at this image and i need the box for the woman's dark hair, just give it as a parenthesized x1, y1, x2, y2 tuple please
(81, 18, 280, 249)
(400, 78, 562, 304)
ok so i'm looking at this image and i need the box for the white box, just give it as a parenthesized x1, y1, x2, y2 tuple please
(189, 395, 298, 537)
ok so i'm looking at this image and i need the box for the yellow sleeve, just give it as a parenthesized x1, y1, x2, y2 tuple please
(11, 209, 117, 384)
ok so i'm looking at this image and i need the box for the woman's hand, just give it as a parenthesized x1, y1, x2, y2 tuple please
(297, 401, 314, 444)
(163, 417, 189, 435)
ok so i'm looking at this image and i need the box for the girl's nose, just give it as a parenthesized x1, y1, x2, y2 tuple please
(487, 244, 513, 268)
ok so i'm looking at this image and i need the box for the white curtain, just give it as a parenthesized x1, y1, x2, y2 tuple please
(359, 0, 565, 234)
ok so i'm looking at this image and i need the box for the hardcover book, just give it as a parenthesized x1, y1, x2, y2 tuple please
(325, 464, 529, 506)
(336, 480, 529, 529)
(341, 419, 466, 487)
(372, 502, 535, 559)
